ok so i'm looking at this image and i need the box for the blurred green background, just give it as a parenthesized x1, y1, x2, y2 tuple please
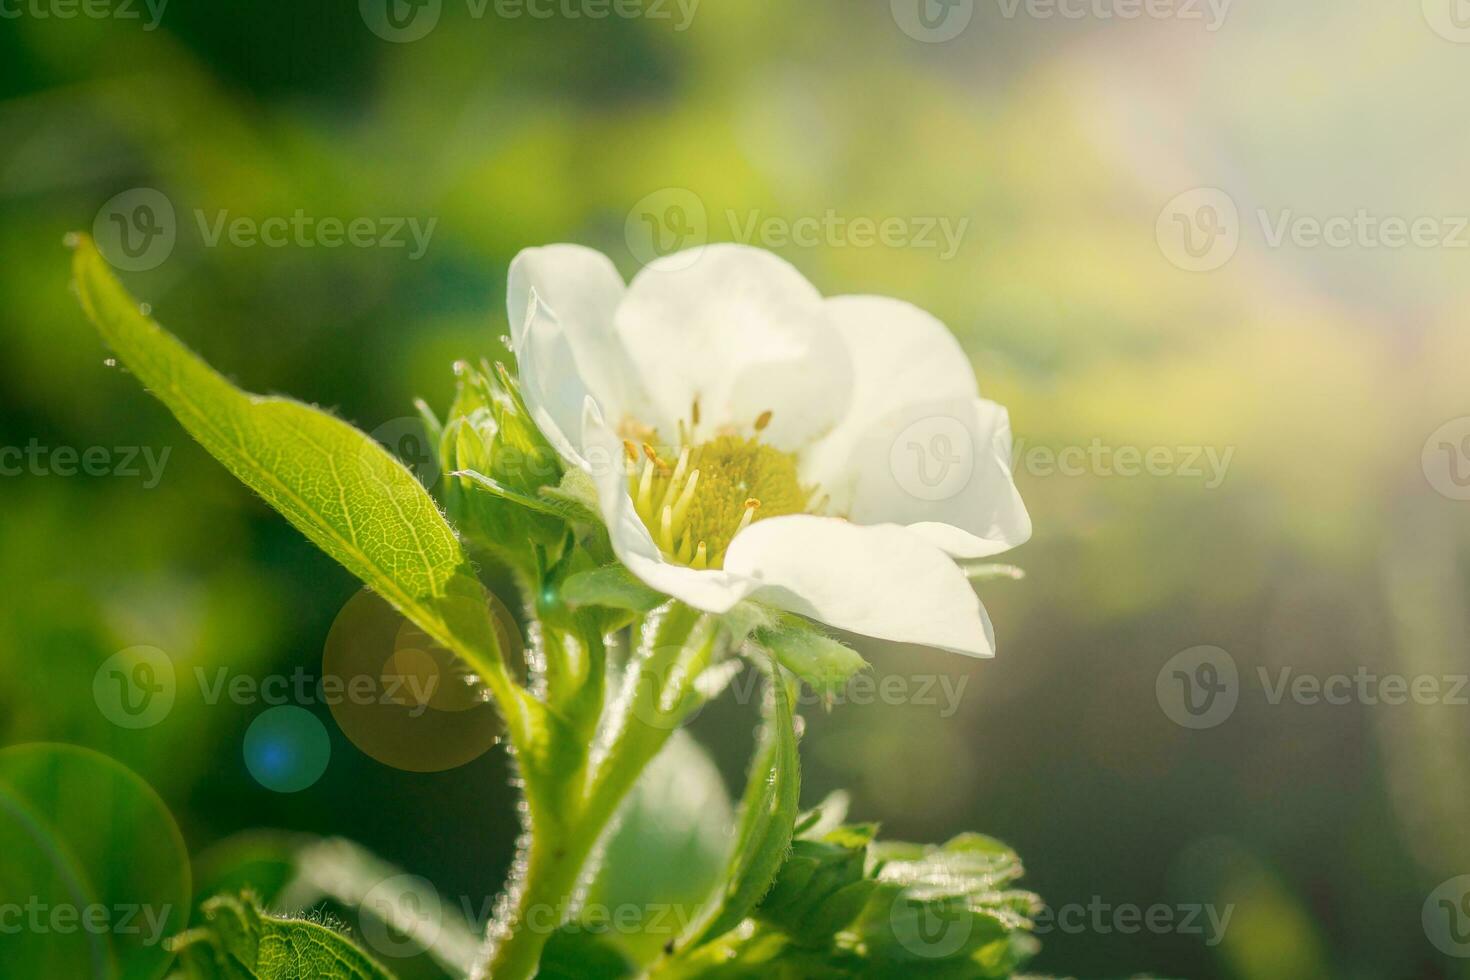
(3, 2, 1468, 977)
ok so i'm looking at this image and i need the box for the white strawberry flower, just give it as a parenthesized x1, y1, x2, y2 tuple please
(507, 244, 1030, 657)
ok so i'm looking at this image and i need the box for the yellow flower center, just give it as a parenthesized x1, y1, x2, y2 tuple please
(624, 414, 819, 569)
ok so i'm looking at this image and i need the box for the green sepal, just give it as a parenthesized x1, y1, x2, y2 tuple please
(750, 617, 869, 701)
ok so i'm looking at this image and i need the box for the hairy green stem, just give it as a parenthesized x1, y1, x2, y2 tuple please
(477, 604, 720, 980)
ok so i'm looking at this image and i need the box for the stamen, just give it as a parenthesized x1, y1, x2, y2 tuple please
(735, 498, 761, 535)
(676, 534, 694, 564)
(659, 505, 675, 554)
(691, 396, 701, 427)
(637, 458, 655, 514)
(754, 410, 773, 432)
(671, 469, 700, 529)
(623, 440, 639, 464)
(657, 447, 691, 513)
(692, 541, 708, 569)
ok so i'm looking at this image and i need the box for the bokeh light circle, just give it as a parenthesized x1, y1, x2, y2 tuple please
(243, 705, 332, 793)
(322, 586, 516, 773)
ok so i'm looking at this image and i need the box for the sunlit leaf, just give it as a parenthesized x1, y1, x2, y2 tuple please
(169, 895, 395, 980)
(70, 235, 520, 718)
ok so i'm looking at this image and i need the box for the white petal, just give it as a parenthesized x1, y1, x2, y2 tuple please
(834, 397, 1030, 559)
(507, 245, 649, 461)
(612, 244, 852, 451)
(809, 295, 980, 460)
(724, 516, 996, 657)
(802, 295, 1029, 558)
(579, 399, 759, 613)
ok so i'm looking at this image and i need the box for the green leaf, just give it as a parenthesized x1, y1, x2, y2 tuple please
(756, 823, 878, 946)
(585, 731, 734, 965)
(855, 834, 1040, 974)
(560, 565, 667, 614)
(750, 619, 868, 700)
(184, 834, 481, 978)
(535, 928, 636, 980)
(684, 658, 801, 948)
(70, 235, 519, 716)
(169, 895, 397, 980)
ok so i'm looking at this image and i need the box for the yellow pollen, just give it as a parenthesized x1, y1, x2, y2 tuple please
(626, 432, 813, 569)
